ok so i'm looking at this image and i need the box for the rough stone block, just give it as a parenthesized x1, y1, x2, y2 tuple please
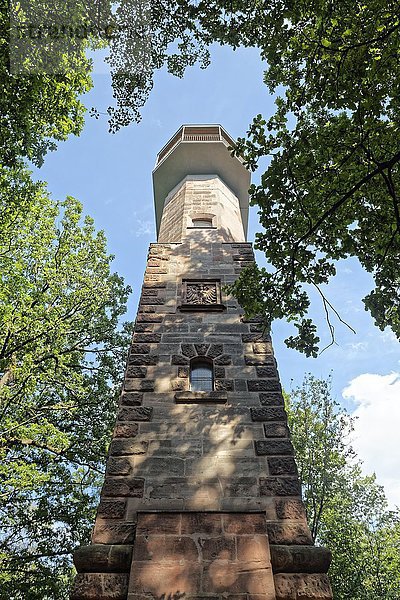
(140, 296, 165, 305)
(120, 392, 143, 406)
(270, 545, 331, 574)
(117, 406, 153, 422)
(268, 456, 298, 476)
(251, 407, 287, 421)
(178, 366, 189, 378)
(245, 355, 275, 366)
(274, 573, 332, 600)
(73, 544, 133, 573)
(214, 355, 232, 365)
(255, 440, 294, 456)
(106, 457, 133, 476)
(252, 342, 273, 354)
(125, 366, 147, 378)
(113, 423, 139, 438)
(171, 379, 187, 391)
(263, 422, 289, 438)
(136, 314, 163, 323)
(256, 365, 278, 378)
(215, 379, 234, 391)
(172, 354, 189, 365)
(267, 521, 313, 545)
(207, 344, 224, 358)
(214, 367, 225, 379)
(195, 343, 209, 355)
(259, 393, 284, 407)
(128, 354, 159, 366)
(96, 499, 127, 520)
(109, 439, 148, 456)
(92, 520, 137, 544)
(275, 499, 307, 520)
(259, 477, 301, 497)
(247, 380, 281, 392)
(130, 343, 150, 354)
(101, 477, 145, 498)
(124, 379, 155, 392)
(181, 344, 196, 357)
(70, 573, 129, 600)
(133, 334, 162, 343)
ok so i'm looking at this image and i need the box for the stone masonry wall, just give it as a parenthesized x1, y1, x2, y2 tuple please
(158, 176, 246, 243)
(71, 237, 332, 600)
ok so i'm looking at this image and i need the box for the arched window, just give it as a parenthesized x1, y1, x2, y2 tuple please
(190, 358, 214, 391)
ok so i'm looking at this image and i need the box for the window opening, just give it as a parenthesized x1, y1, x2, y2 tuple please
(190, 358, 214, 391)
(192, 218, 213, 228)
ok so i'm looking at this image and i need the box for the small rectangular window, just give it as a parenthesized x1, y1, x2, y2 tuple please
(192, 218, 212, 228)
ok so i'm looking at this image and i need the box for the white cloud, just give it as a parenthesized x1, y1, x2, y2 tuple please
(342, 372, 400, 509)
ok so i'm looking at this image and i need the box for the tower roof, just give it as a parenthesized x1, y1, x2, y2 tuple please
(152, 124, 251, 237)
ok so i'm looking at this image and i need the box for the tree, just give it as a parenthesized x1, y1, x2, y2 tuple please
(0, 172, 132, 599)
(286, 375, 400, 599)
(99, 1, 400, 355)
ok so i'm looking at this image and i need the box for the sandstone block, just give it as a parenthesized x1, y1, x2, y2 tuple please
(223, 513, 267, 534)
(113, 423, 139, 438)
(125, 366, 146, 378)
(73, 544, 133, 573)
(251, 407, 287, 421)
(97, 499, 127, 520)
(259, 477, 301, 497)
(172, 354, 189, 365)
(119, 392, 143, 406)
(267, 521, 313, 545)
(207, 344, 224, 358)
(270, 545, 331, 574)
(136, 512, 182, 535)
(92, 521, 137, 544)
(101, 477, 144, 498)
(181, 513, 223, 534)
(255, 440, 294, 456)
(252, 342, 273, 354)
(117, 406, 153, 422)
(70, 573, 128, 600)
(128, 355, 159, 366)
(109, 439, 148, 456)
(268, 456, 298, 475)
(130, 343, 150, 354)
(247, 380, 281, 392)
(275, 498, 307, 520)
(263, 423, 289, 438)
(181, 344, 196, 357)
(274, 573, 332, 600)
(201, 536, 235, 561)
(256, 365, 278, 378)
(259, 393, 284, 406)
(245, 355, 275, 366)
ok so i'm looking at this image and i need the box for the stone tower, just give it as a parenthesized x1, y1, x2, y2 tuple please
(71, 125, 332, 600)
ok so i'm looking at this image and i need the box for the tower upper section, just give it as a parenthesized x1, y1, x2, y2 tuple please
(153, 125, 251, 243)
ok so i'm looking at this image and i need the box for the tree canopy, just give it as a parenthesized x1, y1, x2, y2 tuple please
(286, 375, 400, 599)
(100, 0, 400, 355)
(0, 173, 132, 598)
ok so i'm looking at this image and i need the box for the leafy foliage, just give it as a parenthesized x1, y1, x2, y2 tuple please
(0, 169, 132, 599)
(1, 0, 95, 167)
(101, 1, 400, 354)
(286, 375, 400, 599)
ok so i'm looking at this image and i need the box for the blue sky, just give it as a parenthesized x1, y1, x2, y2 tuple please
(33, 44, 400, 506)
